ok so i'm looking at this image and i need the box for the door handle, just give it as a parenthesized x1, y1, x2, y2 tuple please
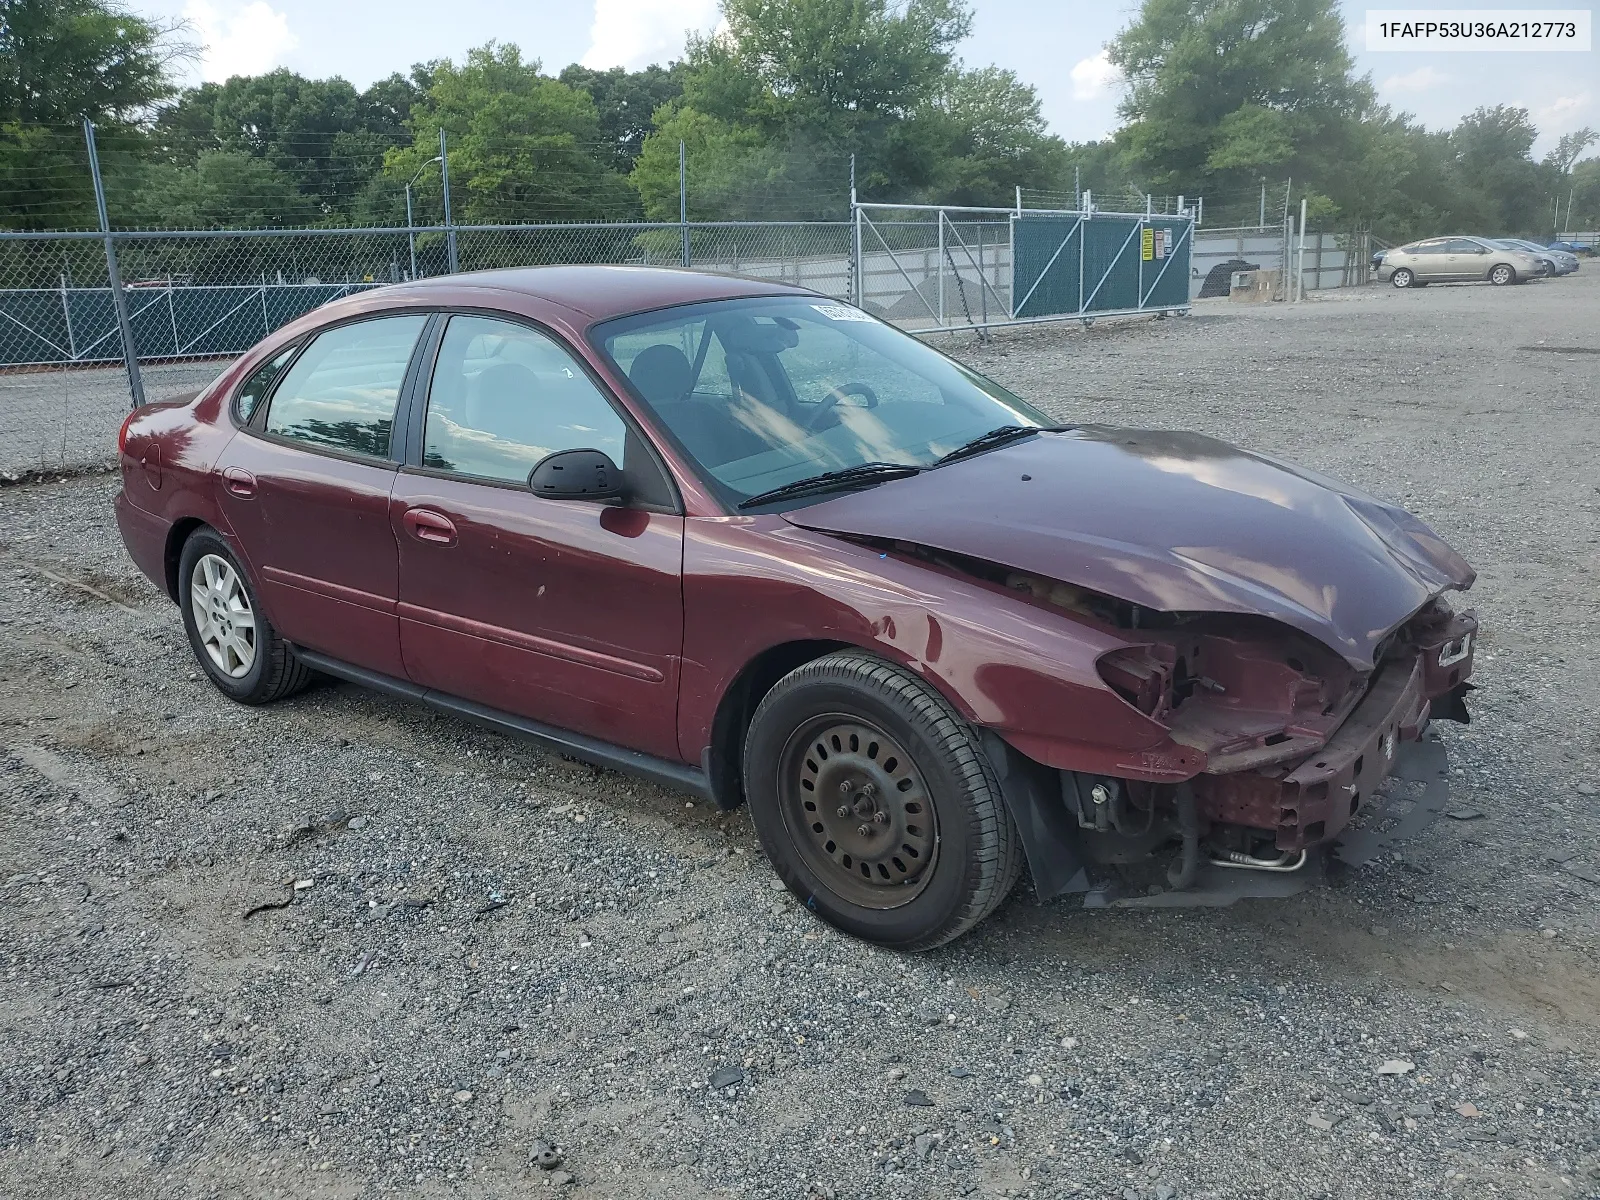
(222, 467, 255, 498)
(404, 507, 457, 546)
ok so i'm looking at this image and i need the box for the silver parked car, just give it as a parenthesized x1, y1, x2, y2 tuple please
(1494, 238, 1579, 275)
(1378, 236, 1545, 288)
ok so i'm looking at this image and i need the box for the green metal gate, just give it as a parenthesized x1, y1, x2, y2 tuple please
(1012, 212, 1191, 320)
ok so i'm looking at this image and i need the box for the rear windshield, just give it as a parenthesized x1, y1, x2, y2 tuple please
(592, 296, 1052, 508)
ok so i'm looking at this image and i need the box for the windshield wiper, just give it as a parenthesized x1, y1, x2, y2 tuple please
(737, 462, 923, 509)
(934, 423, 1071, 467)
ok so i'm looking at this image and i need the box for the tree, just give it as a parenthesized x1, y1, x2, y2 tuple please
(0, 0, 188, 228)
(151, 69, 430, 223)
(633, 0, 1066, 217)
(130, 149, 320, 228)
(1450, 105, 1548, 233)
(1545, 128, 1598, 175)
(1108, 0, 1374, 217)
(926, 67, 1067, 206)
(0, 0, 184, 124)
(387, 43, 636, 226)
(558, 62, 684, 173)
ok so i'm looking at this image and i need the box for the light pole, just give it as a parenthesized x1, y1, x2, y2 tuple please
(405, 156, 442, 280)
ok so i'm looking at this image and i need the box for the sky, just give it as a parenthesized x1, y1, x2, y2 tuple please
(137, 0, 1597, 158)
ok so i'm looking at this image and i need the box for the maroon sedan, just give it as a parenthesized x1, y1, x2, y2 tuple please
(115, 266, 1478, 948)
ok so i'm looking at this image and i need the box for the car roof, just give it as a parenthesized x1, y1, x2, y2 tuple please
(380, 264, 813, 320)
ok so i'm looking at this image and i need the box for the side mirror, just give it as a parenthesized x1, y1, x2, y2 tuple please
(528, 448, 625, 502)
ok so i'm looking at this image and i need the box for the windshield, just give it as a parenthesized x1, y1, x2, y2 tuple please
(593, 296, 1053, 509)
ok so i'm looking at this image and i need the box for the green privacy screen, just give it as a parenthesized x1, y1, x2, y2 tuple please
(1012, 214, 1191, 319)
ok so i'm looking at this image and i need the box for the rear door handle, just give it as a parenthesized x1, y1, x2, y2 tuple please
(404, 507, 457, 546)
(222, 467, 255, 498)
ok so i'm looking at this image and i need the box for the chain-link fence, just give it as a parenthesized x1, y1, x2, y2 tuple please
(0, 220, 870, 476)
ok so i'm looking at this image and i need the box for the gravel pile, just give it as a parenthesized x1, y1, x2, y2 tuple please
(1, 275, 1597, 1199)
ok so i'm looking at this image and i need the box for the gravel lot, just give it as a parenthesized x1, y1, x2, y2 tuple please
(0, 358, 222, 478)
(1, 274, 1597, 1200)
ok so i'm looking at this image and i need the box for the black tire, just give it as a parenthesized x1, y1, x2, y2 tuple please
(178, 527, 312, 705)
(1489, 264, 1515, 286)
(1390, 268, 1414, 288)
(743, 650, 1023, 950)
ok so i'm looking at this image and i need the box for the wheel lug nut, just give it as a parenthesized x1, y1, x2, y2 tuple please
(839, 780, 853, 795)
(836, 806, 850, 818)
(856, 824, 872, 837)
(873, 811, 889, 825)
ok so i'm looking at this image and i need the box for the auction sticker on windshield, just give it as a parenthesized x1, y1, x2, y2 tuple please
(811, 304, 876, 322)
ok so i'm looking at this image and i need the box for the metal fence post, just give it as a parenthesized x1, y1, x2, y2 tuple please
(848, 154, 858, 305)
(83, 119, 144, 410)
(937, 210, 945, 327)
(679, 141, 690, 268)
(405, 183, 417, 278)
(1079, 191, 1089, 315)
(60, 275, 77, 360)
(440, 129, 458, 273)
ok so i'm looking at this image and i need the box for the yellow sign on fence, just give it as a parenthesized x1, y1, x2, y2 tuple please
(1141, 227, 1154, 261)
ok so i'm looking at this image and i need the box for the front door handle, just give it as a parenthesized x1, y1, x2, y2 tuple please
(404, 507, 457, 546)
(222, 467, 255, 498)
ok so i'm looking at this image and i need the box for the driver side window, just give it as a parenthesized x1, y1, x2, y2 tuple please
(422, 315, 626, 485)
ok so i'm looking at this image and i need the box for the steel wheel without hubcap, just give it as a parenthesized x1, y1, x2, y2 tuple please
(778, 716, 938, 909)
(189, 553, 256, 678)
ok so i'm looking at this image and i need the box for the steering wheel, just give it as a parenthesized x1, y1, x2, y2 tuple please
(803, 382, 879, 432)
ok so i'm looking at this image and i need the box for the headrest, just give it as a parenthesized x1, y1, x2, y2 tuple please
(627, 344, 693, 405)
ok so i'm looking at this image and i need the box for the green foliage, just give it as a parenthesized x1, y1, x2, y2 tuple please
(0, 0, 186, 228)
(1110, 0, 1373, 210)
(387, 43, 637, 224)
(1105, 0, 1585, 238)
(0, 0, 183, 124)
(2, 0, 1591, 242)
(130, 149, 321, 228)
(557, 63, 684, 172)
(149, 69, 429, 224)
(635, 0, 1064, 216)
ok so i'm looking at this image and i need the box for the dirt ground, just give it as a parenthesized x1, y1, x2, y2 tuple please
(1, 272, 1597, 1200)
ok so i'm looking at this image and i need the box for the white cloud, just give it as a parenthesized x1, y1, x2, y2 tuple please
(581, 0, 722, 70)
(1380, 66, 1450, 95)
(1069, 49, 1118, 102)
(185, 1, 297, 82)
(1537, 91, 1592, 126)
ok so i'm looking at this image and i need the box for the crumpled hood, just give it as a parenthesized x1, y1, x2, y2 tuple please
(782, 427, 1475, 667)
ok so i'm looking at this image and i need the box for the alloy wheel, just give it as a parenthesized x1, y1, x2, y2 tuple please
(190, 553, 257, 678)
(778, 716, 939, 909)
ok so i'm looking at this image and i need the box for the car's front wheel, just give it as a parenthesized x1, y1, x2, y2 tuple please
(743, 650, 1023, 950)
(1489, 264, 1515, 285)
(179, 528, 311, 705)
(1390, 268, 1415, 288)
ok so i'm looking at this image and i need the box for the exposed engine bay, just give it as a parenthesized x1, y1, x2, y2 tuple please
(869, 538, 1477, 907)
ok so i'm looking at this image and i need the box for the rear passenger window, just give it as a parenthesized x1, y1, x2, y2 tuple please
(264, 315, 427, 458)
(422, 315, 625, 484)
(235, 345, 296, 424)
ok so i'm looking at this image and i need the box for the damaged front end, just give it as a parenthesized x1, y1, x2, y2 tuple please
(994, 578, 1476, 909)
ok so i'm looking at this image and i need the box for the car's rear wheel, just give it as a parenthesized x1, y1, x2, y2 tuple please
(179, 528, 311, 705)
(1489, 264, 1515, 285)
(743, 650, 1022, 950)
(1390, 268, 1415, 288)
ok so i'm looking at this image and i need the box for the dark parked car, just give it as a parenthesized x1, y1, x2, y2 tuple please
(115, 267, 1479, 948)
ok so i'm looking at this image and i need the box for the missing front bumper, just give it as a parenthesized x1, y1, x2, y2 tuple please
(1084, 733, 1452, 909)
